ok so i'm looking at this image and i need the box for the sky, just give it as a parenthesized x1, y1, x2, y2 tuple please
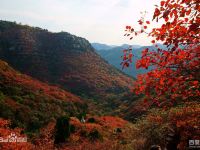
(0, 0, 161, 46)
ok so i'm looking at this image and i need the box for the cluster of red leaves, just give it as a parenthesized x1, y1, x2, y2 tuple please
(33, 121, 55, 150)
(98, 116, 128, 128)
(0, 118, 33, 150)
(134, 45, 200, 106)
(125, 11, 150, 38)
(123, 0, 200, 106)
(120, 47, 133, 69)
(151, 0, 200, 46)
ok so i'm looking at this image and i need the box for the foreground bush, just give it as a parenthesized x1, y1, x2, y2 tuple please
(133, 102, 200, 150)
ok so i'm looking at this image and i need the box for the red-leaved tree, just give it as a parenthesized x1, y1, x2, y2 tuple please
(123, 0, 200, 107)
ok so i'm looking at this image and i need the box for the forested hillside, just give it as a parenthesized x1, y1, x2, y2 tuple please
(0, 60, 86, 134)
(0, 21, 135, 114)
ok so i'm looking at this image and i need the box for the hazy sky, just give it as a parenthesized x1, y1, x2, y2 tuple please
(0, 0, 161, 46)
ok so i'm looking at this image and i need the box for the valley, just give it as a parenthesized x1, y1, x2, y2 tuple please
(0, 17, 199, 150)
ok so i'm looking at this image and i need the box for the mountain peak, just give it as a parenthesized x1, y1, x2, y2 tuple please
(0, 20, 94, 53)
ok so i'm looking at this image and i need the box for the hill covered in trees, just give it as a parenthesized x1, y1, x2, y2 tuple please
(0, 20, 136, 114)
(0, 59, 86, 134)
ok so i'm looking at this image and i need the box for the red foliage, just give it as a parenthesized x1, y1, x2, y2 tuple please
(33, 121, 55, 150)
(98, 116, 128, 128)
(0, 118, 33, 150)
(123, 0, 200, 106)
(0, 60, 82, 103)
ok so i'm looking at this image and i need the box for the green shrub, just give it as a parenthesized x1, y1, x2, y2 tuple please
(88, 129, 102, 141)
(115, 128, 122, 133)
(23, 93, 35, 100)
(54, 116, 71, 144)
(12, 96, 24, 103)
(80, 130, 87, 137)
(27, 117, 41, 132)
(6, 86, 22, 95)
(29, 94, 35, 100)
(133, 109, 171, 150)
(87, 117, 96, 123)
(0, 102, 14, 119)
(0, 91, 5, 101)
(70, 124, 76, 133)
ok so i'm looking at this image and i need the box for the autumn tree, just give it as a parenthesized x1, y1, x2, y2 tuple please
(122, 1, 200, 149)
(123, 0, 200, 107)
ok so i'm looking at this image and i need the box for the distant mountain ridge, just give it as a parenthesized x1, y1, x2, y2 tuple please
(91, 43, 115, 50)
(95, 44, 157, 78)
(92, 43, 142, 51)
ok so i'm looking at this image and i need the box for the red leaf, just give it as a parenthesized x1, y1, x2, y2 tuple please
(185, 18, 188, 22)
(161, 1, 165, 6)
(146, 21, 150, 24)
(186, 9, 191, 16)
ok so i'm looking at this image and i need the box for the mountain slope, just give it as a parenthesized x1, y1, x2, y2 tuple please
(0, 21, 134, 113)
(0, 59, 86, 133)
